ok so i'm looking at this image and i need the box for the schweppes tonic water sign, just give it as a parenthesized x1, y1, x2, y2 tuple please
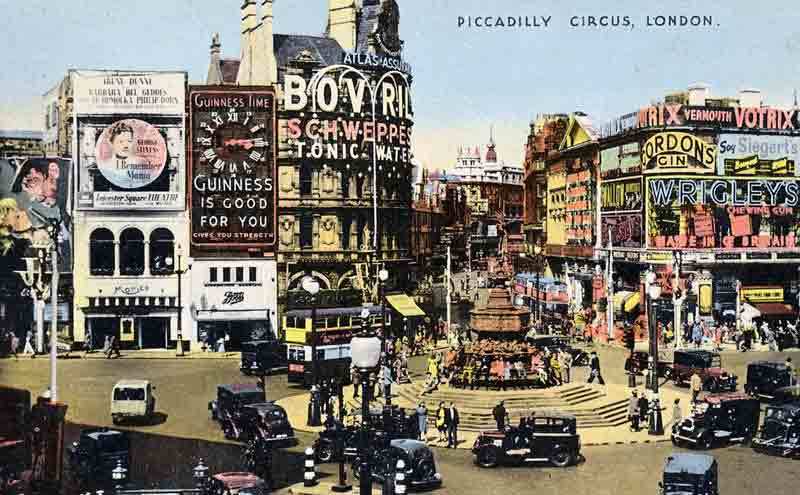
(642, 132, 717, 174)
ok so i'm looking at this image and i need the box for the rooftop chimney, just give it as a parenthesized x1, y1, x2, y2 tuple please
(739, 88, 762, 108)
(206, 33, 223, 85)
(236, 0, 258, 84)
(251, 0, 277, 85)
(327, 0, 357, 51)
(687, 83, 709, 106)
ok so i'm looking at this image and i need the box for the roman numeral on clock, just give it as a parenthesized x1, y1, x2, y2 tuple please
(249, 151, 263, 162)
(252, 138, 267, 148)
(212, 158, 225, 172)
(250, 124, 263, 134)
(197, 137, 212, 146)
(203, 149, 217, 160)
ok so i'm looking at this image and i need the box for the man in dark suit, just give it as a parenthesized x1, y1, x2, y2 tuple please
(445, 401, 460, 448)
(587, 351, 605, 385)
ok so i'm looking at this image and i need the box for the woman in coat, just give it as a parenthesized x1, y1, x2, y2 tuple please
(435, 401, 447, 444)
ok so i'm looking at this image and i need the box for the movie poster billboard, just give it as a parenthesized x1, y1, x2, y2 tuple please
(0, 157, 72, 271)
(646, 175, 800, 249)
(601, 178, 642, 213)
(717, 134, 800, 176)
(601, 214, 643, 248)
(72, 71, 186, 211)
(188, 87, 277, 250)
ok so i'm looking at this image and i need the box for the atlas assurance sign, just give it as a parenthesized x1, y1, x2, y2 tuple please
(642, 132, 717, 174)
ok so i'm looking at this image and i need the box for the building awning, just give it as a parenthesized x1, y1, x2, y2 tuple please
(613, 291, 633, 312)
(386, 294, 426, 317)
(624, 292, 641, 313)
(753, 303, 795, 317)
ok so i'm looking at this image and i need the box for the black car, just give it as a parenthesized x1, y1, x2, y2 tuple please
(526, 335, 590, 366)
(472, 413, 581, 468)
(659, 452, 718, 495)
(66, 428, 130, 489)
(626, 351, 672, 377)
(745, 361, 793, 401)
(353, 439, 442, 491)
(752, 401, 800, 458)
(671, 392, 760, 449)
(237, 403, 295, 445)
(671, 349, 737, 392)
(241, 339, 287, 376)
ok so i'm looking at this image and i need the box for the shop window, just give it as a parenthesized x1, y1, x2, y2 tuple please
(300, 214, 313, 249)
(119, 228, 145, 276)
(209, 267, 218, 283)
(300, 163, 313, 196)
(89, 228, 115, 276)
(249, 267, 257, 282)
(149, 228, 175, 275)
(236, 267, 244, 282)
(222, 267, 231, 282)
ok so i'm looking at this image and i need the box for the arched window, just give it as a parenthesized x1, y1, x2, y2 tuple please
(149, 228, 174, 275)
(89, 228, 114, 276)
(119, 228, 145, 276)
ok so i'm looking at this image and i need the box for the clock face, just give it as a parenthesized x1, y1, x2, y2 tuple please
(197, 109, 269, 176)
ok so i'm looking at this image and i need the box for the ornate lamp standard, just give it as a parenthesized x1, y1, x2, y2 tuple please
(351, 321, 382, 495)
(644, 267, 665, 436)
(168, 244, 193, 357)
(302, 275, 322, 426)
(532, 243, 544, 323)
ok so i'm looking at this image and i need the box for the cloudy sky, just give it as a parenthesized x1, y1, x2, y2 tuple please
(2, 0, 800, 169)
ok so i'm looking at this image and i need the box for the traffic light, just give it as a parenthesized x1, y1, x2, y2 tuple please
(624, 326, 635, 351)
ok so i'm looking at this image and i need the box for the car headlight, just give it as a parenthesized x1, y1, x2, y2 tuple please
(434, 473, 442, 480)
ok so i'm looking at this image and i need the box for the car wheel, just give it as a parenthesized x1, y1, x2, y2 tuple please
(671, 436, 681, 447)
(700, 435, 713, 450)
(476, 446, 500, 468)
(663, 368, 672, 381)
(550, 451, 573, 468)
(112, 415, 120, 425)
(704, 379, 718, 392)
(222, 424, 237, 440)
(316, 443, 334, 463)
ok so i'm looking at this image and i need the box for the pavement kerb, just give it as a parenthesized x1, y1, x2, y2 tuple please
(2, 351, 242, 360)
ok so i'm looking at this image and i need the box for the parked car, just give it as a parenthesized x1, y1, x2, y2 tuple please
(671, 349, 737, 392)
(671, 392, 760, 449)
(659, 453, 718, 495)
(236, 403, 295, 445)
(772, 384, 800, 404)
(240, 339, 287, 376)
(626, 350, 672, 377)
(472, 413, 581, 468)
(752, 401, 800, 458)
(526, 335, 590, 366)
(210, 472, 269, 495)
(745, 361, 793, 401)
(66, 428, 130, 489)
(353, 439, 442, 490)
(209, 383, 265, 424)
(110, 380, 155, 425)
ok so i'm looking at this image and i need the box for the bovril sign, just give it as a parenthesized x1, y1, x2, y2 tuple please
(642, 132, 717, 174)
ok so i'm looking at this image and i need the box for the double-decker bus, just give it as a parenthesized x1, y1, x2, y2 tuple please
(283, 306, 387, 386)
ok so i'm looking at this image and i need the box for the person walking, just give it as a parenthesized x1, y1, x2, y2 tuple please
(690, 371, 703, 403)
(445, 401, 460, 448)
(106, 335, 121, 359)
(102, 335, 111, 356)
(416, 402, 428, 442)
(560, 350, 573, 384)
(85, 328, 93, 353)
(628, 390, 640, 431)
(10, 332, 20, 360)
(351, 365, 360, 399)
(493, 400, 507, 431)
(669, 398, 683, 429)
(786, 357, 795, 386)
(638, 392, 650, 429)
(23, 330, 35, 356)
(587, 351, 605, 385)
(380, 363, 394, 400)
(435, 402, 447, 444)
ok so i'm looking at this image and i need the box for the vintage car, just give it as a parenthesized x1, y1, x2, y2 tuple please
(240, 339, 287, 376)
(66, 428, 130, 489)
(110, 379, 156, 425)
(210, 472, 269, 495)
(526, 335, 590, 366)
(671, 392, 760, 449)
(209, 383, 265, 429)
(472, 413, 581, 468)
(744, 361, 793, 401)
(626, 350, 672, 377)
(353, 439, 443, 490)
(772, 384, 800, 404)
(671, 349, 737, 392)
(752, 401, 800, 458)
(659, 453, 718, 495)
(235, 402, 295, 445)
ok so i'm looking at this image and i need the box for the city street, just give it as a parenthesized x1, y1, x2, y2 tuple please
(3, 343, 799, 494)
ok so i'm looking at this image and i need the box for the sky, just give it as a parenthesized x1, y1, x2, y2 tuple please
(2, 0, 800, 169)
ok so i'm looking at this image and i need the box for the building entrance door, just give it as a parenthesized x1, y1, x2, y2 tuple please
(89, 317, 119, 349)
(139, 317, 169, 349)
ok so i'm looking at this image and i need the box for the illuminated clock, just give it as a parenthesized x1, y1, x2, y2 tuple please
(196, 108, 269, 175)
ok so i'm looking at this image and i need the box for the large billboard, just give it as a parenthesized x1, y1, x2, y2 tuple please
(0, 158, 72, 270)
(72, 71, 186, 211)
(717, 134, 800, 176)
(647, 175, 800, 249)
(188, 87, 277, 250)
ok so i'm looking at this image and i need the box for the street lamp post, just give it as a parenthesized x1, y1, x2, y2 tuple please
(645, 268, 664, 436)
(351, 323, 382, 495)
(331, 375, 351, 493)
(170, 244, 193, 357)
(302, 275, 322, 426)
(533, 244, 543, 324)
